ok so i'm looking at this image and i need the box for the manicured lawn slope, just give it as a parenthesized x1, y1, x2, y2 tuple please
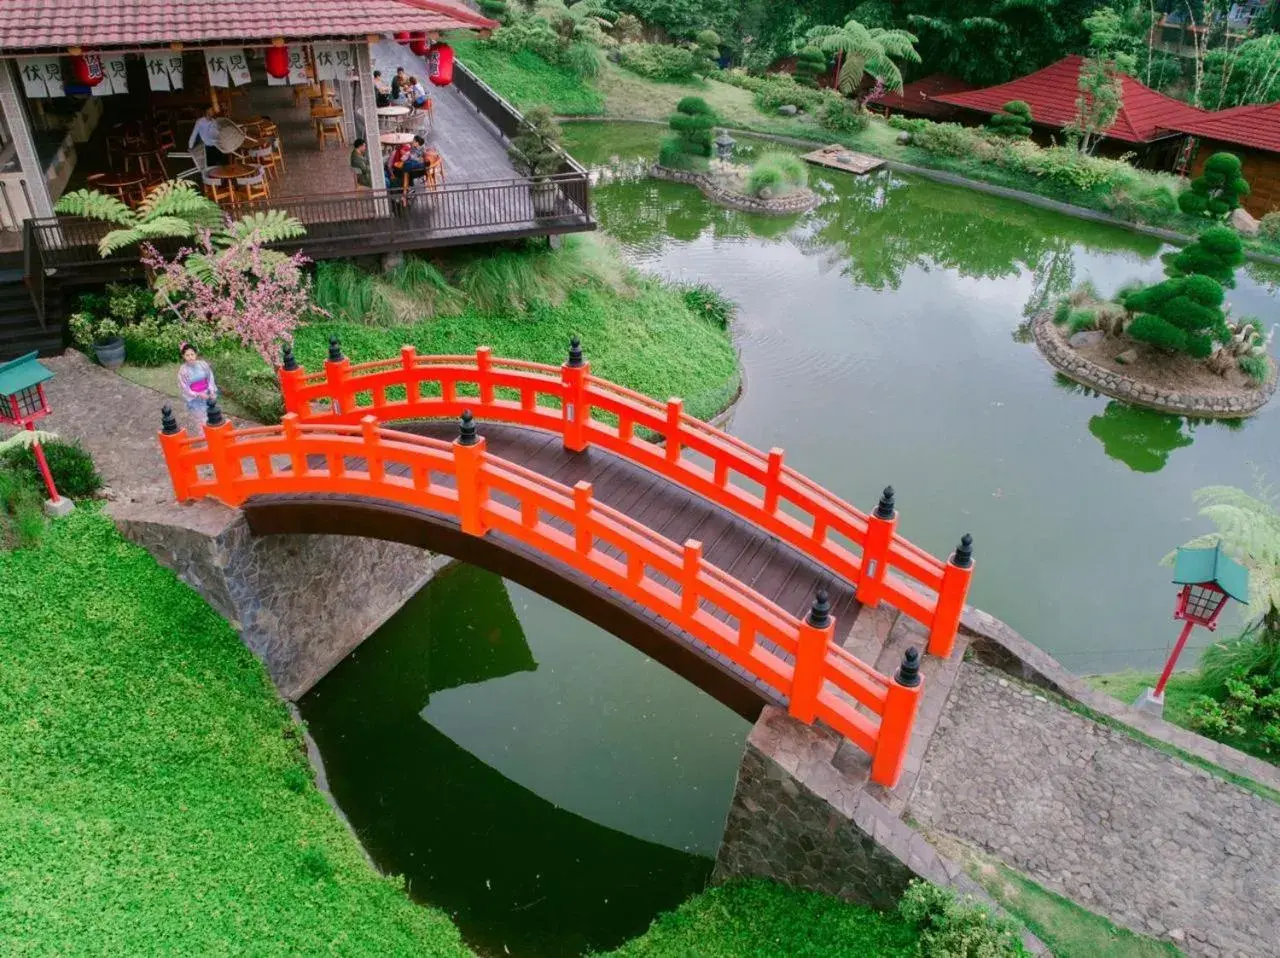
(594, 881, 917, 957)
(0, 510, 470, 956)
(452, 36, 604, 115)
(295, 282, 740, 424)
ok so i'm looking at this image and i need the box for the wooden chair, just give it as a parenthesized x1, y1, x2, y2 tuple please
(316, 115, 345, 148)
(424, 154, 445, 189)
(202, 171, 233, 204)
(236, 167, 269, 203)
(246, 139, 280, 179)
(411, 98, 434, 133)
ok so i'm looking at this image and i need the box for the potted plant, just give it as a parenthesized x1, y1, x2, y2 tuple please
(508, 106, 566, 218)
(68, 311, 124, 368)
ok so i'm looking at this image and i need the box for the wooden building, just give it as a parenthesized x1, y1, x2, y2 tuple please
(1163, 102, 1280, 217)
(868, 74, 975, 123)
(0, 0, 595, 358)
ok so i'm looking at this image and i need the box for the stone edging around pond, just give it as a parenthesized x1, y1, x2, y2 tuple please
(1033, 310, 1277, 418)
(650, 164, 820, 215)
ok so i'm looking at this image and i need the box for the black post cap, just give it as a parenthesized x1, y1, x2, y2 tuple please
(328, 335, 344, 363)
(281, 343, 298, 371)
(206, 396, 225, 428)
(896, 646, 921, 688)
(875, 485, 895, 520)
(953, 533, 974, 569)
(807, 588, 832, 629)
(161, 404, 180, 435)
(567, 335, 584, 368)
(458, 409, 478, 446)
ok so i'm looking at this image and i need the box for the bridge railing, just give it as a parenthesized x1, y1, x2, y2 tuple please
(157, 407, 924, 788)
(277, 341, 975, 659)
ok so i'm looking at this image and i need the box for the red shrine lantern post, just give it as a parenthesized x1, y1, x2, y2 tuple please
(0, 351, 73, 516)
(1137, 544, 1249, 715)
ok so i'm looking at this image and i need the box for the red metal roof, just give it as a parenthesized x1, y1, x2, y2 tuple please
(0, 0, 495, 53)
(932, 54, 1209, 144)
(1161, 100, 1280, 154)
(874, 74, 975, 118)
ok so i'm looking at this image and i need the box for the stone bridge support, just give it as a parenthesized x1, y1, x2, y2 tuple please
(114, 502, 443, 700)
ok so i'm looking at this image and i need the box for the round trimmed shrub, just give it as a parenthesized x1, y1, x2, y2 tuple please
(3, 439, 103, 499)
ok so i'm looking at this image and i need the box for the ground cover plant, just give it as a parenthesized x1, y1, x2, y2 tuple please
(0, 506, 472, 955)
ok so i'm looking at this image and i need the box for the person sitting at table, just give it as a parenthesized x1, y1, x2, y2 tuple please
(390, 67, 408, 103)
(350, 138, 372, 189)
(407, 76, 430, 109)
(188, 106, 228, 167)
(373, 70, 391, 108)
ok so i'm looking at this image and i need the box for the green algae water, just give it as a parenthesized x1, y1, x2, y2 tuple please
(302, 122, 1280, 955)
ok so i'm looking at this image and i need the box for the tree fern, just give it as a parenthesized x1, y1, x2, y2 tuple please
(99, 217, 203, 257)
(807, 20, 920, 97)
(1165, 478, 1280, 632)
(137, 180, 223, 229)
(54, 189, 135, 227)
(219, 210, 306, 247)
(0, 430, 57, 455)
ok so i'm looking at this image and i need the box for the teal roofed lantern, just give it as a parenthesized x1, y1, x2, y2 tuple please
(0, 350, 55, 427)
(1171, 544, 1250, 604)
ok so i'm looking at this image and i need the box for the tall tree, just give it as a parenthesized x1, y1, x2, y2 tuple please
(805, 18, 920, 103)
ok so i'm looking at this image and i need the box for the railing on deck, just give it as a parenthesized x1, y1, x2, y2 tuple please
(25, 173, 592, 273)
(158, 403, 925, 787)
(278, 341, 976, 659)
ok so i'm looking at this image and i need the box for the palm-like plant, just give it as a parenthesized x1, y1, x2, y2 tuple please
(806, 19, 920, 103)
(54, 180, 306, 259)
(55, 180, 224, 258)
(0, 430, 56, 456)
(1167, 479, 1280, 636)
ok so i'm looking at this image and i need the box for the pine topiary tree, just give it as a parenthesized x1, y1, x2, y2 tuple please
(1178, 152, 1251, 218)
(1122, 273, 1229, 358)
(1162, 226, 1245, 287)
(692, 30, 722, 76)
(794, 47, 827, 89)
(668, 97, 718, 158)
(478, 0, 508, 20)
(987, 100, 1033, 138)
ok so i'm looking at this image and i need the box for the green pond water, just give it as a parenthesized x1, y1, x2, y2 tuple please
(300, 122, 1280, 956)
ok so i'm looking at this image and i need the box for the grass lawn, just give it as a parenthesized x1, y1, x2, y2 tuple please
(451, 36, 604, 115)
(0, 508, 471, 956)
(593, 881, 918, 957)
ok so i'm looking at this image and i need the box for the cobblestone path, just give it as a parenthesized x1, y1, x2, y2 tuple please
(910, 664, 1280, 958)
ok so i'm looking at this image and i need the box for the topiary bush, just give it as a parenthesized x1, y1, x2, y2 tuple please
(898, 880, 1029, 957)
(658, 135, 694, 170)
(666, 97, 718, 160)
(1162, 226, 1245, 287)
(988, 100, 1033, 138)
(1122, 273, 1229, 358)
(794, 46, 827, 88)
(3, 439, 103, 499)
(1178, 152, 1251, 218)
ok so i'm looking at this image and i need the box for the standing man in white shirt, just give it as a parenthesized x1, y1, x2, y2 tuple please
(188, 106, 227, 167)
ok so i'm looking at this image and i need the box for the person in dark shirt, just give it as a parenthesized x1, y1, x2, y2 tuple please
(389, 67, 408, 103)
(373, 70, 391, 108)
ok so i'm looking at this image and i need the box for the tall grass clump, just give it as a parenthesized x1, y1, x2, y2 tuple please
(747, 151, 807, 198)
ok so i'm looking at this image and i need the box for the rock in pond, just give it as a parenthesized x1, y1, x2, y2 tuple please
(777, 104, 799, 116)
(1230, 207, 1260, 237)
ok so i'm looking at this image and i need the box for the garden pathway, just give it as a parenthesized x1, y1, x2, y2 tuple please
(910, 664, 1280, 958)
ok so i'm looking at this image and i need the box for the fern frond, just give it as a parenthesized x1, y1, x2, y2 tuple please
(98, 228, 147, 258)
(218, 210, 307, 246)
(0, 429, 57, 455)
(55, 189, 136, 227)
(137, 180, 223, 228)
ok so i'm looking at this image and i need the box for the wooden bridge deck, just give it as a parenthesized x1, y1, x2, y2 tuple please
(393, 421, 863, 701)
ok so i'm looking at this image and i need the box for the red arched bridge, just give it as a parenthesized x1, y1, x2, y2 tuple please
(158, 337, 974, 788)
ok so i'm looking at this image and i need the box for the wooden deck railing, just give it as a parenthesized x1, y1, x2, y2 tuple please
(278, 340, 975, 659)
(158, 406, 924, 787)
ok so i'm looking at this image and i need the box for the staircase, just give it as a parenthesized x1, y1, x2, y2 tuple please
(0, 254, 64, 360)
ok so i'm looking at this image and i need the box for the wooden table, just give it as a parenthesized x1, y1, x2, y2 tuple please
(95, 171, 147, 205)
(207, 163, 258, 204)
(380, 131, 416, 152)
(311, 105, 343, 119)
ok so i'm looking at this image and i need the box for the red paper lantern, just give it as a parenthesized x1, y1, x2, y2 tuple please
(264, 46, 290, 79)
(409, 32, 430, 56)
(71, 53, 105, 87)
(428, 43, 454, 87)
(394, 31, 411, 45)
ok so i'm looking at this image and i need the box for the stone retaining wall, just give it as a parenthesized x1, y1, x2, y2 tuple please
(1033, 310, 1277, 418)
(115, 505, 443, 700)
(651, 165, 820, 215)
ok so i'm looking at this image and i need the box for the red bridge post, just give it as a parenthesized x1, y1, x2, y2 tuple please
(928, 534, 973, 658)
(858, 486, 897, 606)
(454, 410, 488, 536)
(323, 337, 350, 416)
(278, 344, 306, 417)
(201, 398, 242, 506)
(561, 336, 589, 453)
(789, 590, 834, 723)
(870, 647, 923, 788)
(157, 405, 190, 502)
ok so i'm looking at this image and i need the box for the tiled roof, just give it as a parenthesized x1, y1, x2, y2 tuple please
(932, 55, 1209, 144)
(874, 74, 975, 119)
(1160, 100, 1280, 154)
(0, 0, 495, 52)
